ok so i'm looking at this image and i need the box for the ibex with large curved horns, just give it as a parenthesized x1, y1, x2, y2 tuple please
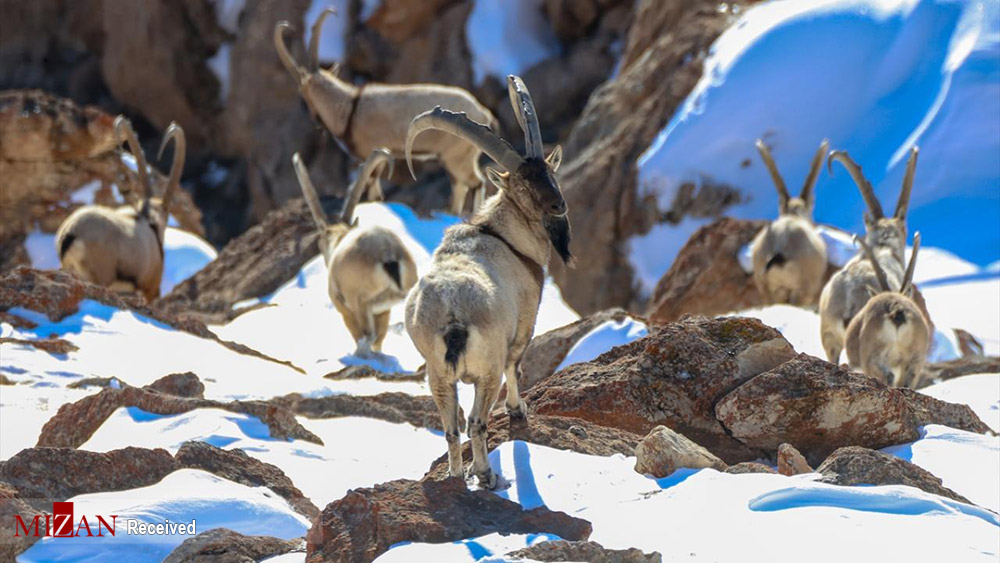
(751, 138, 829, 306)
(275, 8, 498, 215)
(818, 147, 918, 363)
(405, 76, 572, 489)
(845, 232, 929, 388)
(56, 118, 185, 301)
(293, 148, 416, 357)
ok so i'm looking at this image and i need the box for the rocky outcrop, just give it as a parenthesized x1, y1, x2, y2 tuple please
(816, 446, 970, 505)
(305, 477, 592, 563)
(0, 336, 78, 355)
(724, 462, 776, 475)
(777, 443, 812, 476)
(633, 425, 726, 478)
(147, 372, 206, 399)
(506, 539, 662, 562)
(287, 392, 450, 432)
(525, 316, 795, 463)
(164, 528, 303, 563)
(919, 356, 1000, 388)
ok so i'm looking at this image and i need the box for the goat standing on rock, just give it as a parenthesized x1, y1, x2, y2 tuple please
(56, 118, 185, 301)
(293, 148, 416, 358)
(275, 8, 498, 215)
(751, 138, 829, 307)
(405, 76, 573, 489)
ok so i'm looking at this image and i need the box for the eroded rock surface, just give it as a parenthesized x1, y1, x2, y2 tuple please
(506, 539, 662, 563)
(634, 425, 726, 478)
(816, 446, 970, 505)
(164, 528, 303, 563)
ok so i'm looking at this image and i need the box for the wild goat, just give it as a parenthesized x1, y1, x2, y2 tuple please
(845, 232, 928, 388)
(275, 8, 498, 215)
(818, 147, 918, 363)
(404, 76, 572, 489)
(751, 139, 829, 306)
(292, 148, 416, 357)
(56, 118, 185, 301)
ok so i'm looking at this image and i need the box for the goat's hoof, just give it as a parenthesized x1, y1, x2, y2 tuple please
(507, 400, 528, 420)
(476, 469, 498, 490)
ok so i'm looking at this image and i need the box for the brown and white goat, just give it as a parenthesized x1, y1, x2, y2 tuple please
(275, 8, 498, 215)
(293, 148, 417, 357)
(405, 76, 573, 489)
(55, 119, 185, 301)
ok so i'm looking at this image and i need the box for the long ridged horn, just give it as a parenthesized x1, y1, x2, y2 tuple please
(292, 152, 329, 231)
(854, 234, 891, 293)
(828, 150, 883, 219)
(309, 7, 337, 72)
(342, 148, 393, 225)
(507, 75, 543, 159)
(800, 139, 829, 207)
(406, 106, 523, 180)
(901, 231, 921, 295)
(156, 122, 185, 222)
(755, 139, 789, 212)
(274, 22, 306, 83)
(114, 116, 152, 218)
(895, 146, 918, 220)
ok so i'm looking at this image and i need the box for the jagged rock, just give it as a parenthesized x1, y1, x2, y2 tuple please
(507, 539, 662, 562)
(524, 316, 795, 463)
(0, 335, 78, 355)
(305, 477, 592, 563)
(0, 481, 42, 560)
(175, 441, 318, 519)
(724, 462, 776, 475)
(0, 267, 301, 371)
(324, 363, 426, 382)
(0, 374, 13, 385)
(164, 528, 303, 563)
(777, 443, 812, 476)
(954, 329, 985, 357)
(36, 384, 321, 449)
(146, 372, 205, 398)
(520, 308, 642, 392)
(919, 357, 1000, 388)
(716, 354, 990, 465)
(287, 392, 449, 432)
(634, 425, 726, 478)
(816, 446, 971, 505)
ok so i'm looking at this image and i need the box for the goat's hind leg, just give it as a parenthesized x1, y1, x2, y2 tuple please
(469, 375, 502, 489)
(430, 375, 463, 478)
(503, 350, 528, 420)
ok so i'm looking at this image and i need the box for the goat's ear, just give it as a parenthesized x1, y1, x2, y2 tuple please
(546, 145, 563, 172)
(865, 284, 879, 298)
(486, 167, 508, 190)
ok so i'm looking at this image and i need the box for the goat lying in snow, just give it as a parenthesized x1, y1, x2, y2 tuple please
(405, 75, 573, 489)
(293, 148, 416, 357)
(846, 232, 928, 388)
(56, 118, 185, 301)
(751, 138, 829, 307)
(275, 8, 498, 215)
(818, 147, 918, 363)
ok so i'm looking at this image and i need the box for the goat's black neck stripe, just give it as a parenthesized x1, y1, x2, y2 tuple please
(342, 85, 365, 154)
(476, 223, 544, 289)
(147, 220, 164, 258)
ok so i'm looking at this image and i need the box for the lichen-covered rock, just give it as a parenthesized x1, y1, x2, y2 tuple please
(777, 443, 812, 476)
(164, 528, 303, 563)
(816, 446, 971, 505)
(506, 539, 662, 562)
(724, 462, 776, 475)
(146, 372, 205, 398)
(634, 425, 726, 478)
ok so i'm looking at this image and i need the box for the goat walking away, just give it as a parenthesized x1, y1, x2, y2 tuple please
(275, 8, 497, 215)
(293, 148, 417, 357)
(56, 118, 185, 301)
(405, 75, 573, 489)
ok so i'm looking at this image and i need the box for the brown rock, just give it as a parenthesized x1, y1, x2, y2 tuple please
(305, 477, 592, 563)
(146, 372, 206, 399)
(164, 528, 303, 563)
(816, 446, 971, 505)
(324, 363, 426, 382)
(0, 481, 43, 560)
(634, 425, 726, 478)
(288, 392, 449, 432)
(507, 539, 662, 562)
(175, 441, 318, 519)
(954, 328, 985, 357)
(0, 335, 78, 355)
(716, 354, 990, 466)
(524, 316, 795, 463)
(724, 462, 776, 475)
(777, 443, 812, 476)
(919, 357, 1000, 388)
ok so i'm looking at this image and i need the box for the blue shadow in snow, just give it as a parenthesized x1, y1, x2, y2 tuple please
(126, 406, 173, 422)
(511, 441, 543, 510)
(655, 467, 699, 490)
(385, 202, 461, 255)
(203, 435, 240, 448)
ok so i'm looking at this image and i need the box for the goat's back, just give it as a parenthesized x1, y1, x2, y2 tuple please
(329, 226, 416, 308)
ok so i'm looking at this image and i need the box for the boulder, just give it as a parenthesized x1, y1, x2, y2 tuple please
(164, 528, 303, 563)
(633, 425, 726, 478)
(776, 443, 812, 476)
(305, 477, 592, 563)
(919, 356, 1000, 388)
(0, 336, 77, 355)
(816, 446, 971, 505)
(506, 539, 662, 563)
(146, 372, 205, 398)
(287, 392, 451, 432)
(524, 316, 795, 463)
(724, 462, 776, 475)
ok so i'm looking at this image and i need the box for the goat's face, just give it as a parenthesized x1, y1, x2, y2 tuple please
(488, 147, 565, 218)
(864, 215, 905, 251)
(784, 196, 812, 220)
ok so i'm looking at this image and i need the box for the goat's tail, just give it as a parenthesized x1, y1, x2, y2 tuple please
(442, 320, 468, 371)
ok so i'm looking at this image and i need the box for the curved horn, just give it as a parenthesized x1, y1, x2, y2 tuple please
(507, 75, 543, 159)
(308, 7, 337, 72)
(274, 22, 306, 83)
(895, 146, 918, 220)
(800, 139, 829, 206)
(901, 231, 921, 295)
(156, 122, 185, 221)
(854, 234, 891, 293)
(406, 106, 522, 180)
(114, 116, 152, 218)
(755, 139, 789, 212)
(342, 148, 393, 224)
(292, 152, 329, 231)
(828, 150, 883, 219)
